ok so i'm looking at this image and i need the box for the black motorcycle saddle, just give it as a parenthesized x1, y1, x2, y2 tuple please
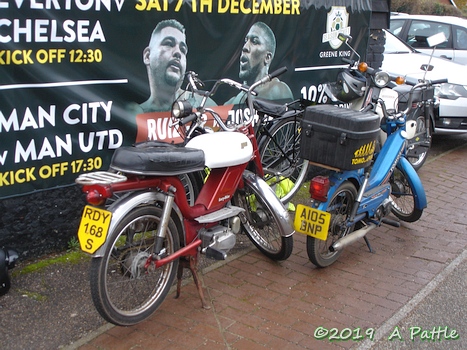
(110, 141, 206, 175)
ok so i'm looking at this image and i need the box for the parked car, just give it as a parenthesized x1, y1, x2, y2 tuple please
(390, 13, 467, 65)
(381, 29, 467, 134)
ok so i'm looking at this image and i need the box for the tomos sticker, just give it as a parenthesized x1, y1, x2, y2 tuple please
(322, 6, 351, 50)
(352, 140, 376, 166)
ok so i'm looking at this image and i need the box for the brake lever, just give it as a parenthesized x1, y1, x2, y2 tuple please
(186, 71, 205, 89)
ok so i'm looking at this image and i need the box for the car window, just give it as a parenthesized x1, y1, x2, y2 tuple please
(389, 19, 405, 37)
(384, 30, 414, 54)
(408, 20, 450, 49)
(455, 27, 467, 49)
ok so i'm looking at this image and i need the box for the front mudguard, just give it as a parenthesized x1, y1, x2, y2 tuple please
(242, 170, 295, 238)
(397, 156, 427, 210)
(90, 191, 185, 258)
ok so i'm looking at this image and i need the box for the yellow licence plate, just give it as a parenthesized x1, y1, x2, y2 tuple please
(77, 205, 112, 254)
(294, 204, 331, 241)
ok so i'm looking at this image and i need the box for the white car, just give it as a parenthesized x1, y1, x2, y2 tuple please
(390, 13, 467, 65)
(381, 30, 467, 134)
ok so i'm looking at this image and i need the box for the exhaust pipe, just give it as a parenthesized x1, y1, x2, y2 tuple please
(331, 223, 377, 251)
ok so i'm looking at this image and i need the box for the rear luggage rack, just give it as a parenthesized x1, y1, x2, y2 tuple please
(75, 171, 127, 185)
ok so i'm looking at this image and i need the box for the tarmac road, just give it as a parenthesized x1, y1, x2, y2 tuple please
(0, 132, 466, 350)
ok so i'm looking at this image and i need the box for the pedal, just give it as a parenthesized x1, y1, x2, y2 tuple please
(205, 247, 227, 260)
(420, 142, 430, 148)
(382, 217, 400, 227)
(195, 206, 244, 223)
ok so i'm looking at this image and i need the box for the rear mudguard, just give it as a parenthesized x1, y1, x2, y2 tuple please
(313, 169, 363, 211)
(91, 191, 185, 258)
(242, 170, 295, 238)
(314, 157, 427, 212)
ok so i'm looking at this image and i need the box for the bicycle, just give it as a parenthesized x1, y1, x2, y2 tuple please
(180, 71, 311, 207)
(252, 98, 311, 206)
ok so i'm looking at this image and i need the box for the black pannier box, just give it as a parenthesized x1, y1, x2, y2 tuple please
(300, 104, 380, 170)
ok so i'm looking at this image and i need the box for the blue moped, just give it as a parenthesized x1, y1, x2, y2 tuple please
(295, 80, 440, 267)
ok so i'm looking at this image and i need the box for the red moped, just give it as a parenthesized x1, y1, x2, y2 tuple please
(75, 68, 294, 326)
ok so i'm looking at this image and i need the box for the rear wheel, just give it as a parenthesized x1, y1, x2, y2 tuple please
(390, 166, 423, 222)
(233, 182, 293, 261)
(307, 181, 357, 268)
(258, 117, 309, 205)
(90, 206, 179, 326)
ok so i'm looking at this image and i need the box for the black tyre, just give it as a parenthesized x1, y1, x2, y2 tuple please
(406, 115, 431, 171)
(233, 183, 293, 261)
(258, 117, 309, 205)
(307, 181, 357, 268)
(90, 206, 180, 326)
(390, 166, 423, 222)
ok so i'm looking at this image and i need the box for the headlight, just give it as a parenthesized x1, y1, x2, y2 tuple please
(171, 100, 193, 118)
(374, 71, 390, 88)
(436, 83, 467, 100)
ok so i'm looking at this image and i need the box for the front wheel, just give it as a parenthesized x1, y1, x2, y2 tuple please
(390, 166, 423, 222)
(258, 116, 310, 205)
(307, 181, 357, 268)
(406, 114, 431, 171)
(90, 206, 180, 326)
(232, 183, 293, 261)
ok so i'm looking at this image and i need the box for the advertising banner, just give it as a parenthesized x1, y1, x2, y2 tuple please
(0, 0, 371, 199)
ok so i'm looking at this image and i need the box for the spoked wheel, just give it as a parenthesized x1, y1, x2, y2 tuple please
(90, 206, 180, 326)
(307, 181, 357, 268)
(180, 172, 204, 205)
(258, 117, 310, 205)
(406, 116, 431, 171)
(233, 182, 293, 261)
(390, 166, 423, 222)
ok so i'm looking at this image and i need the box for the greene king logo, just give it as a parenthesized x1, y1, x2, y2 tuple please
(322, 6, 351, 49)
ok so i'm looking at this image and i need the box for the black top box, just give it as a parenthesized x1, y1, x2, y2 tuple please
(300, 104, 381, 170)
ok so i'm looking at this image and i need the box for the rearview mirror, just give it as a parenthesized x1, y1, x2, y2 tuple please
(421, 32, 448, 80)
(338, 33, 352, 43)
(427, 32, 447, 47)
(338, 33, 360, 63)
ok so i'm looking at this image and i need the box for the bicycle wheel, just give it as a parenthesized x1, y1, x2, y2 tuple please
(232, 182, 293, 261)
(406, 115, 431, 171)
(104, 172, 202, 208)
(90, 206, 180, 326)
(258, 116, 309, 205)
(307, 181, 357, 268)
(180, 172, 204, 205)
(390, 166, 423, 222)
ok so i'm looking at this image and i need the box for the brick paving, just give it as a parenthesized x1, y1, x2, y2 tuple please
(72, 144, 467, 350)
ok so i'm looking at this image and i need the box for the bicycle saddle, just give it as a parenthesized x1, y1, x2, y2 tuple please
(253, 98, 288, 116)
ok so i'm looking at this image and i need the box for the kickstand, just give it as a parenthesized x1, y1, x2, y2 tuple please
(176, 255, 211, 310)
(364, 236, 375, 253)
